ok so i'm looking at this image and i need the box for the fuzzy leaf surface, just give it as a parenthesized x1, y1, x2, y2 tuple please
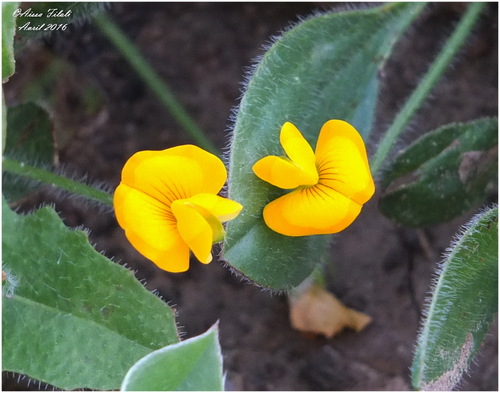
(411, 206, 498, 390)
(2, 93, 6, 153)
(2, 199, 179, 390)
(224, 3, 425, 289)
(380, 118, 498, 227)
(2, 2, 18, 81)
(122, 324, 223, 391)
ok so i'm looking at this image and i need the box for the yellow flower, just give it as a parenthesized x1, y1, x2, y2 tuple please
(114, 145, 243, 272)
(252, 120, 375, 236)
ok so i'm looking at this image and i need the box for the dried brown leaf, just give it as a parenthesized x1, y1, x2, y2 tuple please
(289, 283, 371, 338)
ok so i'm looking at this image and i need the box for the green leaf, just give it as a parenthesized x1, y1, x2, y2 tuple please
(2, 93, 6, 153)
(411, 205, 498, 390)
(121, 324, 223, 391)
(3, 157, 114, 206)
(2, 103, 55, 202)
(2, 2, 18, 81)
(223, 3, 425, 289)
(2, 199, 179, 390)
(380, 118, 498, 227)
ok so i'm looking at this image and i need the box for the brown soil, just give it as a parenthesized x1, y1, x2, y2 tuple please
(3, 2, 497, 391)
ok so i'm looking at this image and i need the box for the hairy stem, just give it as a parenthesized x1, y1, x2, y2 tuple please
(3, 157, 113, 206)
(93, 12, 219, 155)
(371, 2, 486, 175)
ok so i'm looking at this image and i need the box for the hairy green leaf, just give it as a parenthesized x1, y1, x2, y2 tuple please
(411, 206, 498, 390)
(2, 199, 179, 390)
(2, 93, 6, 153)
(380, 118, 498, 227)
(223, 3, 425, 289)
(2, 2, 18, 81)
(122, 324, 223, 391)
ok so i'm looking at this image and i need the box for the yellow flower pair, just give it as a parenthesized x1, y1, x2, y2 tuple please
(114, 120, 374, 272)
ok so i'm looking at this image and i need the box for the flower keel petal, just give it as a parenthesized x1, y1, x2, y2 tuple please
(172, 200, 216, 264)
(185, 193, 243, 222)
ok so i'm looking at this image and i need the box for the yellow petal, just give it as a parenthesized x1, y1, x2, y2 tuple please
(262, 184, 362, 236)
(120, 145, 227, 204)
(171, 200, 217, 264)
(280, 122, 319, 185)
(315, 120, 375, 204)
(184, 199, 227, 243)
(184, 193, 243, 222)
(253, 156, 316, 189)
(114, 183, 190, 272)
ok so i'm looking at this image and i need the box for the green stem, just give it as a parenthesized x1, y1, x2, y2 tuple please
(93, 12, 219, 155)
(371, 2, 485, 175)
(3, 157, 113, 206)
